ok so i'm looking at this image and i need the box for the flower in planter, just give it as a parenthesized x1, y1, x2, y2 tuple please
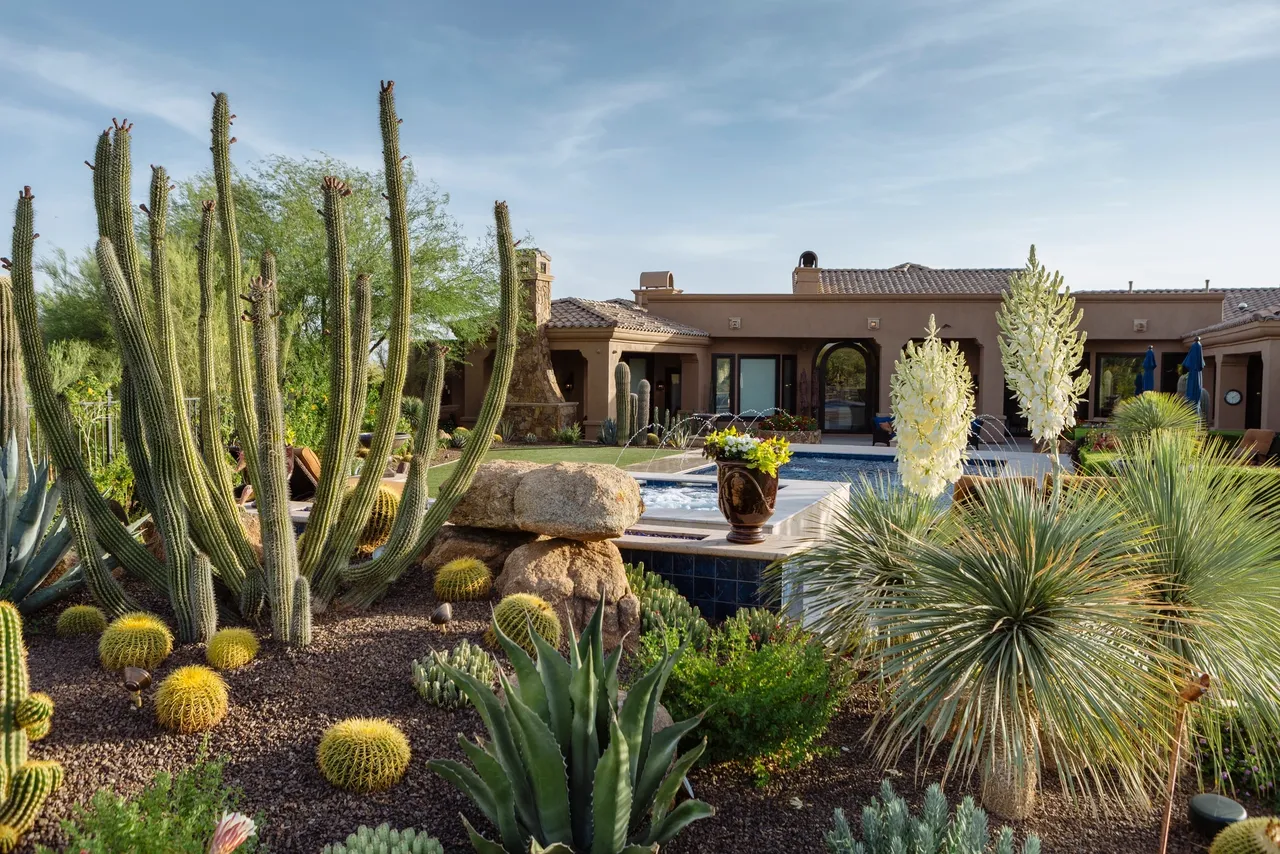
(702, 426, 793, 477)
(757, 411, 818, 433)
(890, 316, 975, 499)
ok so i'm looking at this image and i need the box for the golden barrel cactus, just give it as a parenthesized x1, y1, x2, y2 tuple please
(317, 718, 410, 793)
(99, 612, 173, 671)
(433, 557, 492, 602)
(206, 628, 260, 670)
(1210, 818, 1280, 854)
(55, 605, 107, 637)
(484, 593, 561, 655)
(154, 665, 229, 733)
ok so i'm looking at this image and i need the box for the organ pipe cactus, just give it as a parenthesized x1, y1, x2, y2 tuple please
(0, 602, 63, 852)
(429, 599, 714, 854)
(614, 363, 631, 447)
(637, 379, 650, 435)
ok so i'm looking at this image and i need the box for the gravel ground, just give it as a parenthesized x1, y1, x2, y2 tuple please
(18, 573, 1264, 853)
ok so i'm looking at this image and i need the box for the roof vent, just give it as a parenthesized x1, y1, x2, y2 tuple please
(1239, 302, 1249, 311)
(798, 250, 818, 268)
(1205, 278, 1211, 291)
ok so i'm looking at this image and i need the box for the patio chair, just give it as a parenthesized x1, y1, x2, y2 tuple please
(1235, 429, 1276, 465)
(872, 416, 895, 447)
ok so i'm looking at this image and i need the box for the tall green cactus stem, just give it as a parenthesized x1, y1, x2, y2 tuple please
(196, 201, 237, 500)
(103, 120, 148, 321)
(212, 93, 261, 493)
(6, 187, 167, 594)
(246, 270, 304, 644)
(0, 603, 63, 848)
(291, 574, 312, 646)
(298, 177, 359, 579)
(614, 361, 631, 447)
(96, 236, 214, 642)
(638, 378, 651, 433)
(61, 476, 138, 619)
(0, 277, 25, 488)
(308, 81, 415, 605)
(629, 392, 639, 438)
(348, 273, 373, 448)
(340, 200, 520, 607)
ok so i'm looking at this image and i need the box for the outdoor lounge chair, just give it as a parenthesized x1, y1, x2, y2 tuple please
(1235, 429, 1276, 465)
(872, 416, 895, 446)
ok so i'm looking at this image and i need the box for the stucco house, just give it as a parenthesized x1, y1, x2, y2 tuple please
(429, 249, 1280, 438)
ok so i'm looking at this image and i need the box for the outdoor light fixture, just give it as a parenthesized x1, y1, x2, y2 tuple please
(867, 317, 880, 330)
(123, 666, 152, 709)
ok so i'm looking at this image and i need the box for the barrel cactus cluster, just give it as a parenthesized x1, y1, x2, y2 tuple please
(323, 824, 444, 854)
(484, 593, 561, 655)
(98, 612, 174, 671)
(432, 557, 492, 602)
(0, 603, 62, 852)
(154, 665, 229, 733)
(411, 639, 496, 710)
(317, 718, 411, 794)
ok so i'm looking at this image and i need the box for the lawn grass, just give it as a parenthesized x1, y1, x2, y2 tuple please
(425, 444, 680, 496)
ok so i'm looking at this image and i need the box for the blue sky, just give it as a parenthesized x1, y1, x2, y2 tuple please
(2, 0, 1279, 299)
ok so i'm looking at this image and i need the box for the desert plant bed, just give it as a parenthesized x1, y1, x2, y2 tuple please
(15, 569, 1258, 853)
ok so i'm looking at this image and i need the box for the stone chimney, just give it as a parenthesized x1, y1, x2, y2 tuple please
(502, 249, 575, 438)
(518, 248, 554, 327)
(793, 250, 822, 294)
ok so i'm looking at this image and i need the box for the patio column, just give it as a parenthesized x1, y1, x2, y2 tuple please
(876, 339, 907, 417)
(583, 346, 619, 440)
(1263, 343, 1280, 431)
(680, 352, 709, 414)
(978, 342, 1005, 419)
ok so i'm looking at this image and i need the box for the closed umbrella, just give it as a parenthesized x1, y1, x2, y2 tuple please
(1183, 338, 1205, 415)
(1142, 346, 1158, 394)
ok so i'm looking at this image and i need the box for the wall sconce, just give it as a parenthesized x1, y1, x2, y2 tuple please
(867, 318, 880, 331)
(656, 381, 666, 392)
(563, 378, 574, 394)
(123, 666, 151, 709)
(728, 317, 742, 330)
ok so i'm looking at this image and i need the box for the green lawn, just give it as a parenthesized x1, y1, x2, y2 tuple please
(425, 445, 680, 496)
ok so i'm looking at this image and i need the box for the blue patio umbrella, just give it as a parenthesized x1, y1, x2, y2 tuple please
(1183, 338, 1205, 413)
(1142, 346, 1158, 394)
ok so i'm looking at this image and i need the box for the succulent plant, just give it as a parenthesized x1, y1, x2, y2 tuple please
(0, 603, 63, 851)
(99, 612, 174, 671)
(1, 433, 76, 615)
(154, 665, 229, 733)
(433, 557, 493, 602)
(318, 718, 411, 794)
(824, 780, 1041, 854)
(349, 485, 400, 557)
(524, 433, 539, 445)
(412, 639, 496, 709)
(640, 587, 710, 650)
(597, 418, 618, 446)
(1210, 818, 1280, 854)
(727, 607, 786, 648)
(323, 824, 444, 854)
(645, 433, 660, 446)
(206, 627, 260, 670)
(429, 597, 714, 853)
(484, 593, 561, 655)
(55, 604, 107, 637)
(625, 562, 670, 597)
(451, 432, 469, 449)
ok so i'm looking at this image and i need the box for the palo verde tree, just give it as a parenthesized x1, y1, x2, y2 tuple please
(4, 80, 521, 644)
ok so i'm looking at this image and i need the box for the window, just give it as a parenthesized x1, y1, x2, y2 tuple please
(1095, 353, 1144, 418)
(780, 356, 796, 414)
(538, 261, 547, 273)
(739, 357, 778, 416)
(627, 356, 648, 395)
(713, 355, 734, 414)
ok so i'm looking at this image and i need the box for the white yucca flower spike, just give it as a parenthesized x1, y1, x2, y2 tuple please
(997, 246, 1090, 447)
(890, 316, 975, 499)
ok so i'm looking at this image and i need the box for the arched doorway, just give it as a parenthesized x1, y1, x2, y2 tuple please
(816, 341, 877, 433)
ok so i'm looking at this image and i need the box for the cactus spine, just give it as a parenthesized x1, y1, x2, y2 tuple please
(614, 362, 630, 446)
(637, 378, 651, 434)
(0, 603, 63, 849)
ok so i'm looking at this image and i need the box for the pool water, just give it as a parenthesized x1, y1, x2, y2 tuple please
(686, 452, 1003, 483)
(638, 482, 720, 512)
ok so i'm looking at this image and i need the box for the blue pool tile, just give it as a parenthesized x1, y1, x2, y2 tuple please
(694, 576, 716, 602)
(672, 574, 695, 601)
(716, 556, 738, 580)
(715, 578, 737, 603)
(694, 556, 717, 579)
(713, 601, 735, 621)
(693, 599, 715, 620)
(649, 550, 671, 579)
(738, 560, 763, 583)
(672, 552, 695, 578)
(738, 581, 760, 606)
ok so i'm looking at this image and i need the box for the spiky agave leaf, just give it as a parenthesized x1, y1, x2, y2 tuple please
(869, 477, 1178, 807)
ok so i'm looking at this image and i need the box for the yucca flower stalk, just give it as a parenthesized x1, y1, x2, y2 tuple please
(889, 316, 975, 500)
(997, 246, 1089, 452)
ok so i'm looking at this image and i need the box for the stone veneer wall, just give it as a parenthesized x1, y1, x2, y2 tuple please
(618, 546, 770, 621)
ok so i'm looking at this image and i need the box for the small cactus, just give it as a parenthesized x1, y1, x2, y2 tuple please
(56, 605, 107, 637)
(728, 607, 786, 647)
(450, 432, 468, 449)
(318, 718, 411, 793)
(523, 432, 538, 445)
(484, 593, 561, 655)
(322, 823, 444, 854)
(641, 586, 710, 650)
(206, 627, 260, 670)
(597, 418, 618, 446)
(154, 665, 229, 733)
(1210, 818, 1280, 854)
(99, 612, 174, 671)
(411, 639, 496, 709)
(433, 557, 493, 602)
(646, 432, 660, 446)
(491, 433, 503, 443)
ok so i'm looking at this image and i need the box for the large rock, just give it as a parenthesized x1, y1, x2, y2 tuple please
(498, 538, 641, 650)
(448, 460, 542, 531)
(421, 525, 541, 575)
(513, 462, 643, 541)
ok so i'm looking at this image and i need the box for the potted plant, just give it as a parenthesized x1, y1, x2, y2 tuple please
(754, 411, 821, 444)
(702, 426, 793, 544)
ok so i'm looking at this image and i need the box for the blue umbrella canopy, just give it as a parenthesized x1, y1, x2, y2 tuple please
(1142, 346, 1158, 393)
(1183, 339, 1205, 412)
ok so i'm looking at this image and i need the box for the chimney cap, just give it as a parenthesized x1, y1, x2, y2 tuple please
(639, 271, 675, 290)
(798, 250, 819, 268)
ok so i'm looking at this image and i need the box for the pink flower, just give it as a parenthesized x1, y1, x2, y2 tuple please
(209, 812, 257, 854)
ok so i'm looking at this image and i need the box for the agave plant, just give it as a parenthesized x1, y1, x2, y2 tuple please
(1110, 392, 1201, 440)
(764, 476, 949, 655)
(869, 478, 1175, 818)
(429, 600, 713, 854)
(1107, 431, 1280, 776)
(1, 432, 76, 614)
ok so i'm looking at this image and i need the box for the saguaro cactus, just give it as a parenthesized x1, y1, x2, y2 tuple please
(0, 602, 63, 850)
(638, 378, 651, 434)
(614, 362, 631, 447)
(629, 392, 639, 438)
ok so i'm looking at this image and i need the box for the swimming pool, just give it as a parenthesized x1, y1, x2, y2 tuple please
(685, 452, 1003, 483)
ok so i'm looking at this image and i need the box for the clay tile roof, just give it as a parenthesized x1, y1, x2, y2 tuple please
(818, 264, 1019, 295)
(1186, 287, 1280, 336)
(548, 297, 709, 338)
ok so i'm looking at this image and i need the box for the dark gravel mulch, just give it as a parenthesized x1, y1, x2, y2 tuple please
(18, 573, 1265, 853)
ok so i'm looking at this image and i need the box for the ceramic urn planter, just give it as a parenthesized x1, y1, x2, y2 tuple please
(716, 460, 778, 544)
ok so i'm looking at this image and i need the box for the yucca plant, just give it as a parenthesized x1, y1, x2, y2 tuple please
(428, 599, 713, 853)
(869, 478, 1175, 819)
(1110, 392, 1201, 440)
(763, 475, 949, 655)
(1107, 431, 1280, 779)
(1, 432, 77, 615)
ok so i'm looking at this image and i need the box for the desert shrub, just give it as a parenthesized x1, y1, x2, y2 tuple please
(756, 411, 818, 432)
(1197, 708, 1280, 808)
(40, 746, 263, 854)
(523, 432, 538, 444)
(1111, 391, 1201, 439)
(639, 610, 847, 778)
(552, 423, 581, 444)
